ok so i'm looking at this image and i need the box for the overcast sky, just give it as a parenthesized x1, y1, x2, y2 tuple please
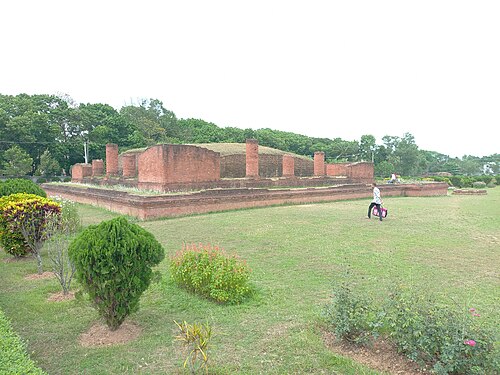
(1, 1, 499, 158)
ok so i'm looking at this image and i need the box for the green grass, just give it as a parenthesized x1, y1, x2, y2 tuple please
(0, 188, 499, 374)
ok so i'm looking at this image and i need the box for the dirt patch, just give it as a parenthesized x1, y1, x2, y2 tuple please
(24, 271, 54, 280)
(47, 291, 75, 302)
(79, 321, 142, 347)
(323, 331, 430, 375)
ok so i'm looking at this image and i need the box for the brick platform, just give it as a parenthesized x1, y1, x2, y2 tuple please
(43, 182, 449, 220)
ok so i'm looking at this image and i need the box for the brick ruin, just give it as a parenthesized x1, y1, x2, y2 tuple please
(70, 139, 374, 192)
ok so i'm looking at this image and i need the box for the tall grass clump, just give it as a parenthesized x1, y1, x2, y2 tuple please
(170, 243, 252, 304)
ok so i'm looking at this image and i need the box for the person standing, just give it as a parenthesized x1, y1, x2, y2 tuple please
(367, 182, 383, 221)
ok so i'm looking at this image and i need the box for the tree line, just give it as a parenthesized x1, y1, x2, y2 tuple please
(0, 93, 498, 177)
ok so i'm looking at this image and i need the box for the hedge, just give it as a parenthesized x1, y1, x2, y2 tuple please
(0, 308, 47, 375)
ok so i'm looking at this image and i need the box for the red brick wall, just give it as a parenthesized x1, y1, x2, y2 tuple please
(314, 152, 325, 176)
(326, 163, 348, 176)
(106, 143, 119, 176)
(137, 144, 220, 185)
(246, 139, 259, 178)
(71, 163, 92, 181)
(92, 159, 104, 176)
(122, 154, 137, 178)
(221, 154, 313, 178)
(347, 162, 374, 183)
(282, 155, 294, 177)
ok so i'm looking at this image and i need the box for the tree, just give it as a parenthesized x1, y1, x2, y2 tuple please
(36, 149, 61, 176)
(1, 145, 33, 176)
(359, 135, 376, 162)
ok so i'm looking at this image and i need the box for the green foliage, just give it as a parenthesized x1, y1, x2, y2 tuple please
(36, 150, 61, 177)
(472, 181, 487, 189)
(174, 320, 213, 374)
(0, 178, 47, 198)
(323, 278, 379, 345)
(68, 217, 165, 330)
(0, 145, 33, 176)
(0, 309, 47, 375)
(170, 243, 252, 304)
(385, 285, 499, 374)
(0, 193, 36, 257)
(0, 194, 61, 272)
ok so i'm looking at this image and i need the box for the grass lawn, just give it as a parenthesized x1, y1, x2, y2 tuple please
(0, 187, 499, 374)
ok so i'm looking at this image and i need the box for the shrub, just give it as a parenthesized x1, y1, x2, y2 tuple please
(68, 217, 165, 330)
(170, 244, 252, 304)
(385, 285, 499, 374)
(0, 194, 62, 272)
(45, 199, 81, 295)
(323, 280, 379, 345)
(472, 181, 486, 189)
(62, 177, 72, 182)
(0, 178, 46, 198)
(450, 176, 463, 188)
(0, 194, 39, 258)
(0, 308, 47, 375)
(174, 320, 213, 374)
(37, 178, 47, 184)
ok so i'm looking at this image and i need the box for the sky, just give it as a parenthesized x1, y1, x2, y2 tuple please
(1, 1, 499, 158)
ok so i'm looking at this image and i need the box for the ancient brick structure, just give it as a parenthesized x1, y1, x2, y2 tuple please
(137, 144, 220, 190)
(282, 154, 295, 177)
(106, 143, 119, 176)
(246, 139, 259, 178)
(91, 159, 104, 177)
(326, 163, 348, 176)
(122, 154, 137, 178)
(71, 163, 92, 181)
(314, 152, 325, 176)
(71, 139, 375, 192)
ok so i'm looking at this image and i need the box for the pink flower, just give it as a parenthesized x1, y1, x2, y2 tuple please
(469, 308, 476, 312)
(464, 339, 476, 347)
(473, 313, 481, 317)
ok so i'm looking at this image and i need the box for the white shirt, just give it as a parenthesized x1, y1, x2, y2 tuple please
(372, 187, 381, 204)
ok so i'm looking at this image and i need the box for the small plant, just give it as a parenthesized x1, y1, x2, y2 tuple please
(323, 275, 379, 345)
(68, 217, 164, 330)
(174, 320, 213, 375)
(0, 194, 61, 271)
(170, 243, 252, 304)
(44, 200, 81, 295)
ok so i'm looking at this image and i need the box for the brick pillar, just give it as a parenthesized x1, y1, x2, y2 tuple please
(246, 139, 259, 178)
(314, 151, 325, 176)
(282, 154, 295, 177)
(122, 154, 136, 178)
(91, 159, 104, 176)
(106, 143, 119, 176)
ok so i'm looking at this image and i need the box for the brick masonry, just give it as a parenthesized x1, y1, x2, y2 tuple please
(282, 154, 295, 177)
(43, 182, 449, 220)
(72, 140, 375, 190)
(106, 143, 119, 176)
(245, 139, 259, 178)
(314, 152, 325, 176)
(137, 144, 220, 190)
(91, 160, 104, 177)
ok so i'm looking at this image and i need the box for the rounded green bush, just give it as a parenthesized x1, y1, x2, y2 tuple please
(0, 194, 61, 259)
(170, 244, 252, 304)
(68, 217, 165, 330)
(0, 179, 46, 198)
